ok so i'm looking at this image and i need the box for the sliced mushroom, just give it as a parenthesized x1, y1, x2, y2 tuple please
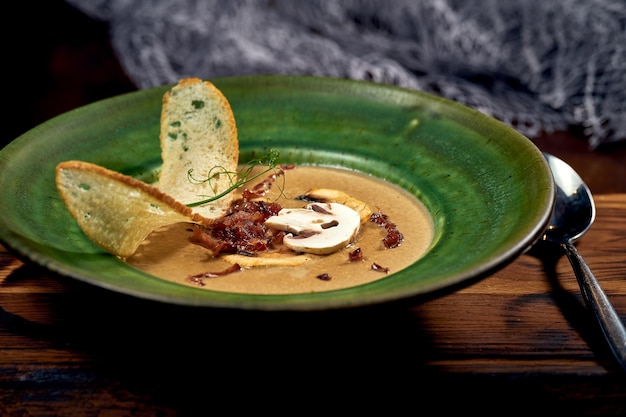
(222, 252, 315, 267)
(264, 202, 361, 255)
(297, 188, 372, 224)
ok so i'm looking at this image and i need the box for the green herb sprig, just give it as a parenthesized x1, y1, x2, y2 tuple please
(186, 149, 281, 207)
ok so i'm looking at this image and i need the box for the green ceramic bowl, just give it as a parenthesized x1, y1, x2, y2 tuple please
(0, 75, 554, 310)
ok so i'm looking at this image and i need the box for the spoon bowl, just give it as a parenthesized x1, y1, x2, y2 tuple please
(543, 154, 596, 244)
(542, 153, 626, 371)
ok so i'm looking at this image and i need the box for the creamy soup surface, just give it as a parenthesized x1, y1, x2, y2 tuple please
(126, 166, 434, 294)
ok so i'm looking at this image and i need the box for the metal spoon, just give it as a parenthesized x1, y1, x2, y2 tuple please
(542, 152, 626, 371)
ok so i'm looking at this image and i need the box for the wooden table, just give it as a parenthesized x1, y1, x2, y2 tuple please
(2, 134, 626, 415)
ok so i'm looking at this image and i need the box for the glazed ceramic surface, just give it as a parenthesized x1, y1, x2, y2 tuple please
(0, 76, 554, 310)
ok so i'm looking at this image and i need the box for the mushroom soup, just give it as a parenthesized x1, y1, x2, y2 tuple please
(126, 166, 434, 294)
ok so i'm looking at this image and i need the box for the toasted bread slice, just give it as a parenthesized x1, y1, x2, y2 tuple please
(56, 160, 208, 258)
(158, 78, 239, 218)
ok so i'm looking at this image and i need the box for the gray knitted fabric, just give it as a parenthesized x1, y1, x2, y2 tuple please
(68, 0, 626, 148)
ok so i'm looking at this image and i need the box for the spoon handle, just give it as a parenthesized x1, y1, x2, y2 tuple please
(563, 242, 626, 371)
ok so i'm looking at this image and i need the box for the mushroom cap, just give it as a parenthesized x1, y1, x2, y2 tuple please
(264, 202, 361, 255)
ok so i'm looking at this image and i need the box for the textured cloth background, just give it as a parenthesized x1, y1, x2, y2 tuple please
(68, 0, 626, 148)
